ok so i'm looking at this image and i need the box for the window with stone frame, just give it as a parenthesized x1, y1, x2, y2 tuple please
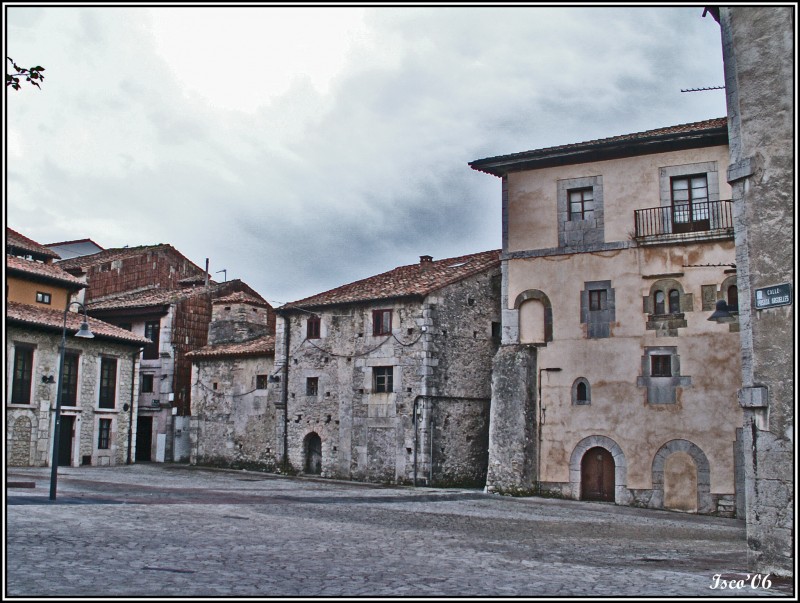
(141, 374, 154, 393)
(60, 352, 80, 407)
(581, 281, 614, 339)
(637, 346, 691, 404)
(373, 366, 393, 393)
(572, 378, 591, 405)
(11, 344, 34, 405)
(98, 357, 117, 409)
(256, 375, 269, 390)
(557, 176, 604, 248)
(658, 162, 722, 233)
(306, 377, 319, 396)
(644, 278, 691, 336)
(98, 418, 112, 449)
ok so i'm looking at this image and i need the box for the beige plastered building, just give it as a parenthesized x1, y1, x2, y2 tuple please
(471, 118, 744, 516)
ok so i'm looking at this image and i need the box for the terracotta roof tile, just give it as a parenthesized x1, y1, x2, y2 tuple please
(186, 334, 276, 359)
(7, 227, 61, 259)
(6, 255, 87, 289)
(283, 249, 501, 310)
(6, 301, 151, 346)
(213, 291, 272, 308)
(88, 285, 209, 311)
(55, 243, 205, 274)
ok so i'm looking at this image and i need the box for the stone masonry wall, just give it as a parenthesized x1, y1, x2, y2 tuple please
(6, 326, 138, 467)
(720, 6, 794, 576)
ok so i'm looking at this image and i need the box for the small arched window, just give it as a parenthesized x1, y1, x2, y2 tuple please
(572, 378, 591, 405)
(668, 289, 680, 314)
(727, 285, 739, 312)
(654, 291, 665, 314)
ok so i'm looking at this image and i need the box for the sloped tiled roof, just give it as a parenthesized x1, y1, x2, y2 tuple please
(6, 301, 150, 346)
(88, 285, 208, 311)
(7, 227, 61, 260)
(283, 250, 501, 310)
(470, 117, 729, 176)
(186, 334, 276, 359)
(6, 255, 86, 289)
(213, 291, 272, 308)
(56, 243, 205, 275)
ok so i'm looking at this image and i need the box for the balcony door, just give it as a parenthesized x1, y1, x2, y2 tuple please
(671, 174, 710, 233)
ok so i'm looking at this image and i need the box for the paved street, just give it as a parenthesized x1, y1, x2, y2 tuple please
(5, 464, 794, 598)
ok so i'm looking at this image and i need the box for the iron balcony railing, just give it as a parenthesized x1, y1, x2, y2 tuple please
(634, 200, 734, 239)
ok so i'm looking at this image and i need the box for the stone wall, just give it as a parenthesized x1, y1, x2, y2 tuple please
(190, 355, 278, 470)
(279, 267, 501, 486)
(6, 326, 138, 467)
(719, 6, 794, 577)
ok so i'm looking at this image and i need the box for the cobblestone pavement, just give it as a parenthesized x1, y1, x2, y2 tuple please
(5, 464, 795, 599)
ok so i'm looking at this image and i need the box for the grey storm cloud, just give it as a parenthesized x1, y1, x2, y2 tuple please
(5, 5, 726, 303)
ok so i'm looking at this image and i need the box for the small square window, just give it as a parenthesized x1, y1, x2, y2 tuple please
(141, 374, 154, 393)
(373, 367, 393, 393)
(36, 291, 51, 304)
(306, 377, 319, 396)
(651, 355, 672, 377)
(373, 310, 392, 336)
(256, 375, 268, 390)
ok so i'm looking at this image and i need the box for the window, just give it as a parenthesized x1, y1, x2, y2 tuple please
(372, 310, 392, 336)
(98, 418, 111, 450)
(11, 345, 34, 404)
(668, 289, 681, 314)
(589, 289, 607, 312)
(143, 320, 160, 360)
(651, 355, 672, 377)
(727, 285, 739, 312)
(141, 374, 154, 393)
(577, 382, 588, 402)
(572, 378, 591, 406)
(36, 291, 51, 304)
(306, 377, 319, 396)
(568, 187, 594, 221)
(654, 290, 666, 314)
(61, 353, 79, 406)
(256, 375, 268, 390)
(118, 323, 133, 331)
(307, 317, 321, 339)
(99, 358, 117, 409)
(671, 174, 709, 232)
(373, 367, 393, 393)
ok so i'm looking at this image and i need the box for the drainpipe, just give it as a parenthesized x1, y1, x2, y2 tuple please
(413, 396, 421, 486)
(429, 416, 435, 486)
(126, 349, 141, 464)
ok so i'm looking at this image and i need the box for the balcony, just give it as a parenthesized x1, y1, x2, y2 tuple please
(634, 200, 734, 244)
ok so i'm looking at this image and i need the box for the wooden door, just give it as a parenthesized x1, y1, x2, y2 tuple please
(581, 447, 615, 501)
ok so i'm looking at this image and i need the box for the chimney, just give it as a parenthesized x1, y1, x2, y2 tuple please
(420, 255, 433, 270)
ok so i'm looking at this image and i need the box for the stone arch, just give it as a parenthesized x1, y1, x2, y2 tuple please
(651, 439, 712, 514)
(644, 279, 691, 315)
(513, 290, 553, 344)
(569, 435, 630, 504)
(9, 416, 33, 466)
(572, 378, 591, 405)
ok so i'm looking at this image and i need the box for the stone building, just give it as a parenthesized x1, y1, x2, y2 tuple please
(6, 228, 149, 468)
(56, 243, 270, 462)
(470, 118, 743, 515)
(187, 292, 278, 470)
(273, 250, 501, 486)
(712, 6, 794, 575)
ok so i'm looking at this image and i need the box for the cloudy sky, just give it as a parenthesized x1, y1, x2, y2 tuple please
(5, 4, 728, 304)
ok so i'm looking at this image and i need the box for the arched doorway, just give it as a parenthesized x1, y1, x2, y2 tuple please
(581, 446, 615, 501)
(304, 432, 322, 475)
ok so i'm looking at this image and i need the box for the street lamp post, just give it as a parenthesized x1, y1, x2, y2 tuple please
(49, 301, 94, 501)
